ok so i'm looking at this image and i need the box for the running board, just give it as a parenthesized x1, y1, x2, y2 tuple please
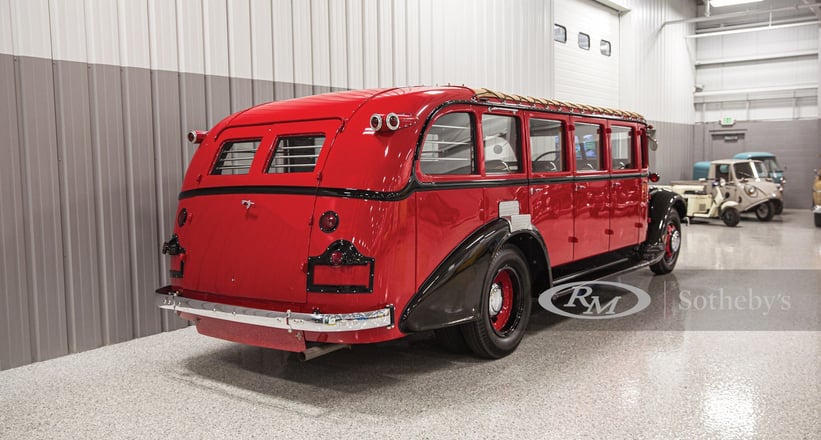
(551, 253, 663, 287)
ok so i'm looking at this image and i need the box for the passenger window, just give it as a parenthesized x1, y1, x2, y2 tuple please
(716, 164, 730, 181)
(610, 126, 635, 170)
(267, 135, 325, 173)
(482, 114, 521, 174)
(574, 123, 602, 171)
(529, 118, 565, 173)
(212, 139, 261, 175)
(420, 112, 475, 175)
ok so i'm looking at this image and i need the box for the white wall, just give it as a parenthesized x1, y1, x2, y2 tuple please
(0, 0, 556, 98)
(554, 0, 620, 107)
(695, 23, 819, 122)
(618, 0, 697, 125)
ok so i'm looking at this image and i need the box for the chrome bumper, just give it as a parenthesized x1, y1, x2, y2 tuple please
(156, 292, 394, 333)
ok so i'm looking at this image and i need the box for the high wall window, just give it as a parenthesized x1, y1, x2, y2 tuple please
(420, 112, 475, 175)
(554, 24, 567, 43)
(578, 32, 590, 50)
(530, 118, 565, 172)
(600, 40, 611, 56)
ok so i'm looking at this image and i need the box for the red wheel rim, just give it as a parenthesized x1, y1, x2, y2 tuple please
(664, 222, 680, 260)
(489, 268, 515, 332)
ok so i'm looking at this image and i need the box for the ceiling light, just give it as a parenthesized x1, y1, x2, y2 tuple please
(710, 0, 764, 7)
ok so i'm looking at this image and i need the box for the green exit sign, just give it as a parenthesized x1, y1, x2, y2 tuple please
(720, 116, 735, 126)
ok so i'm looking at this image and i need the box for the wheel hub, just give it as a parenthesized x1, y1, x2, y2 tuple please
(670, 229, 681, 253)
(489, 283, 503, 316)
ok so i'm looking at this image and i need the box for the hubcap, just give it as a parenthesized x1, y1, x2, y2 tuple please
(489, 269, 515, 332)
(489, 284, 503, 315)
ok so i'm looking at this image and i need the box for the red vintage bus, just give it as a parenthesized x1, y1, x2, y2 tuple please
(157, 86, 685, 359)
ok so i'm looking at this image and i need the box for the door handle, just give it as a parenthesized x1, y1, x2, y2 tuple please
(575, 183, 587, 191)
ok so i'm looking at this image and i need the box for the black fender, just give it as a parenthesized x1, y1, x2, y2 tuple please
(399, 219, 550, 333)
(644, 187, 686, 251)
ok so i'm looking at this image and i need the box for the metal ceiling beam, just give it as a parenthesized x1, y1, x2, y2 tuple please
(693, 84, 818, 97)
(663, 2, 821, 26)
(695, 49, 818, 66)
(685, 20, 821, 38)
(801, 0, 821, 19)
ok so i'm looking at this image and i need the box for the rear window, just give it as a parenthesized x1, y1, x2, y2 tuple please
(267, 135, 326, 174)
(211, 139, 261, 175)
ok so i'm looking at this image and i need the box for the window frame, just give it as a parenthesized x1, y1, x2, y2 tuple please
(609, 124, 638, 173)
(571, 119, 606, 173)
(266, 133, 327, 174)
(527, 115, 569, 177)
(480, 111, 525, 177)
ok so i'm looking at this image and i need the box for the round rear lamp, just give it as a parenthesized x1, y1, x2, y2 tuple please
(369, 114, 383, 131)
(330, 251, 344, 266)
(649, 173, 660, 183)
(386, 113, 400, 130)
(319, 211, 339, 233)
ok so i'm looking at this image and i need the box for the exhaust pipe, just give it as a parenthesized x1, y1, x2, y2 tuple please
(298, 344, 350, 361)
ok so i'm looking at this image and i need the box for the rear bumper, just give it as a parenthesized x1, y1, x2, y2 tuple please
(155, 289, 394, 333)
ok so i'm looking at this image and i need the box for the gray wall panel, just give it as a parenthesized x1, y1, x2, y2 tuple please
(0, 54, 32, 370)
(274, 81, 296, 101)
(252, 80, 274, 105)
(205, 76, 231, 128)
(52, 60, 102, 353)
(121, 67, 162, 338)
(229, 77, 252, 113)
(179, 73, 206, 167)
(695, 120, 820, 209)
(16, 56, 68, 362)
(650, 120, 696, 184)
(88, 64, 134, 344)
(150, 70, 187, 332)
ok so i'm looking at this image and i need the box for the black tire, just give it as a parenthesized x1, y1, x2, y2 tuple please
(650, 210, 681, 275)
(721, 207, 740, 227)
(461, 246, 531, 359)
(773, 200, 783, 215)
(434, 326, 470, 354)
(814, 212, 821, 228)
(755, 201, 774, 222)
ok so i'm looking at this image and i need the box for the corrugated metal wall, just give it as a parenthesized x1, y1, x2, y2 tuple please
(0, 0, 562, 370)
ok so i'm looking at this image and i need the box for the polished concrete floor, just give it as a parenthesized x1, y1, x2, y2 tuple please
(1, 209, 819, 439)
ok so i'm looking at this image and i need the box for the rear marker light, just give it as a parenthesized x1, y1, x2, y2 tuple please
(330, 251, 344, 266)
(187, 130, 207, 144)
(177, 208, 188, 227)
(319, 211, 339, 233)
(649, 172, 660, 183)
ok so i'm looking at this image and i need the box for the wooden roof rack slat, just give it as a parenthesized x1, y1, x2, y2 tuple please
(471, 87, 646, 122)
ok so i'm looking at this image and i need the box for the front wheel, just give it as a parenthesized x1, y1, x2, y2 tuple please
(755, 201, 775, 221)
(650, 209, 682, 275)
(461, 246, 531, 359)
(722, 206, 740, 227)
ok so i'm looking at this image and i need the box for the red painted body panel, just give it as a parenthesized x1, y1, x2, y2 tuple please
(162, 86, 653, 352)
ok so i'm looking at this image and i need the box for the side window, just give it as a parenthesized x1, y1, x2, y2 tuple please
(420, 112, 475, 175)
(610, 126, 635, 170)
(554, 24, 567, 43)
(482, 114, 521, 174)
(212, 139, 261, 175)
(574, 123, 603, 171)
(716, 164, 730, 181)
(578, 32, 590, 50)
(529, 118, 565, 173)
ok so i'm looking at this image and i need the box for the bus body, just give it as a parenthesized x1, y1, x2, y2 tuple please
(156, 86, 684, 359)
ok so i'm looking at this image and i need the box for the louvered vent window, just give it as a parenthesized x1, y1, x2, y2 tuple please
(211, 139, 261, 175)
(267, 135, 326, 174)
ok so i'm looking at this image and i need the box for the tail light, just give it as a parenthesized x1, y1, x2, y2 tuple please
(649, 172, 660, 183)
(319, 211, 339, 233)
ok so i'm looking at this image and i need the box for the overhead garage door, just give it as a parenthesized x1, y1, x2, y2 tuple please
(554, 0, 620, 107)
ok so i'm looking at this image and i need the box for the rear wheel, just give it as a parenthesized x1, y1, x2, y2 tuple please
(650, 210, 681, 275)
(755, 201, 775, 221)
(814, 211, 821, 227)
(721, 207, 740, 227)
(773, 200, 783, 215)
(461, 246, 531, 359)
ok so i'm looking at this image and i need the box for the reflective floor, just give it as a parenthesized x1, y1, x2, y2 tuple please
(1, 210, 819, 439)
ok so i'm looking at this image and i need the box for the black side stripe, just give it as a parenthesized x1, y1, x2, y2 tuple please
(178, 173, 649, 201)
